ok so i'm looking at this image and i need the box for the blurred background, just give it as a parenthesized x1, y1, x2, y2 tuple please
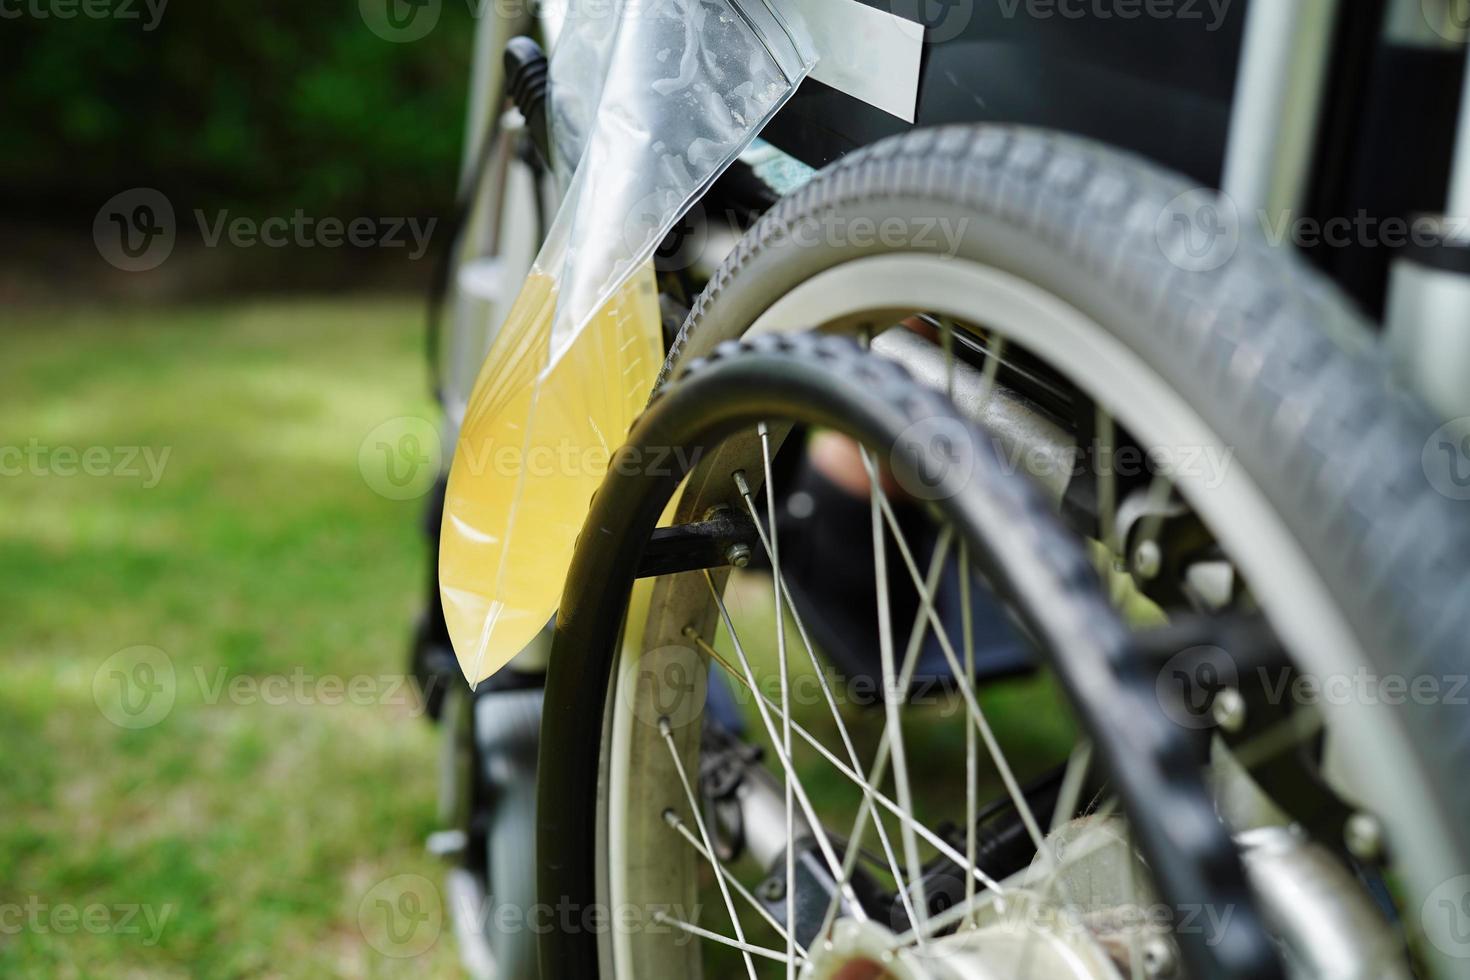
(2, 4, 480, 975)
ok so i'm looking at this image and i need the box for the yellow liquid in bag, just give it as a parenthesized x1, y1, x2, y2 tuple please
(439, 264, 664, 685)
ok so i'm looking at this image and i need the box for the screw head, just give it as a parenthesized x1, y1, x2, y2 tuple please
(1212, 687, 1247, 734)
(1142, 936, 1177, 977)
(1132, 539, 1163, 580)
(1345, 812, 1384, 862)
(758, 878, 785, 902)
(725, 542, 752, 568)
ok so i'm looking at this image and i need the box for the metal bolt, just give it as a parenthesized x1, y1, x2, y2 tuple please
(1132, 539, 1163, 580)
(1142, 936, 1177, 977)
(1345, 812, 1384, 862)
(758, 878, 785, 902)
(1212, 687, 1247, 734)
(725, 542, 752, 568)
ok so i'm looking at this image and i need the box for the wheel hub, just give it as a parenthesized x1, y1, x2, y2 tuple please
(807, 818, 1170, 980)
(803, 916, 1126, 980)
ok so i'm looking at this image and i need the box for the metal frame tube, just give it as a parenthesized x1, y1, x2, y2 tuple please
(1450, 42, 1470, 218)
(1222, 0, 1341, 220)
(457, 6, 533, 188)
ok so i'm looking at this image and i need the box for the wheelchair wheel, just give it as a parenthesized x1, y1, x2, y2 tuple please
(641, 124, 1470, 978)
(538, 335, 1296, 980)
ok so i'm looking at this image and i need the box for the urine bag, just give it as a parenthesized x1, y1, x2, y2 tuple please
(440, 0, 817, 685)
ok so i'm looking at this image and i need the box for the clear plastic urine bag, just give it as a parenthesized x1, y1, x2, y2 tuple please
(440, 0, 816, 685)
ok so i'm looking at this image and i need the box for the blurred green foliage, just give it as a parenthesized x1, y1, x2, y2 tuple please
(1, 299, 455, 976)
(2, 1, 475, 223)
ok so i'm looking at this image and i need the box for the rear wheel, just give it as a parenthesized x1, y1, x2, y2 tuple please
(646, 125, 1470, 976)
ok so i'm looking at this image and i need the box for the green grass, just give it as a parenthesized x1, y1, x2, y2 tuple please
(0, 299, 462, 977)
(0, 301, 1084, 978)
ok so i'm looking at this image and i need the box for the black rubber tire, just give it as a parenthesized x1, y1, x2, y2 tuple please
(539, 334, 1282, 980)
(661, 124, 1470, 861)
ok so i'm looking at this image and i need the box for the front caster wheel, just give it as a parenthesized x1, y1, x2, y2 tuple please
(537, 334, 1283, 980)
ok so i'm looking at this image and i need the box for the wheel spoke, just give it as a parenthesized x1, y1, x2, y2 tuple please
(1050, 740, 1093, 835)
(753, 422, 798, 979)
(734, 471, 926, 938)
(939, 315, 957, 399)
(1123, 823, 1145, 980)
(859, 450, 1052, 862)
(1131, 470, 1177, 560)
(890, 879, 1002, 946)
(869, 450, 930, 932)
(1096, 408, 1118, 554)
(961, 539, 979, 926)
(1011, 745, 1097, 980)
(685, 630, 1007, 896)
(974, 331, 1008, 413)
(951, 324, 1007, 930)
(1225, 706, 1325, 771)
(1032, 796, 1119, 908)
(701, 572, 869, 920)
(663, 809, 809, 959)
(897, 795, 1125, 950)
(659, 717, 759, 980)
(810, 530, 1012, 945)
(653, 912, 801, 966)
(814, 790, 878, 945)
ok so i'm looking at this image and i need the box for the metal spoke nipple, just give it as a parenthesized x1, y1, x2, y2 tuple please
(1212, 688, 1246, 734)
